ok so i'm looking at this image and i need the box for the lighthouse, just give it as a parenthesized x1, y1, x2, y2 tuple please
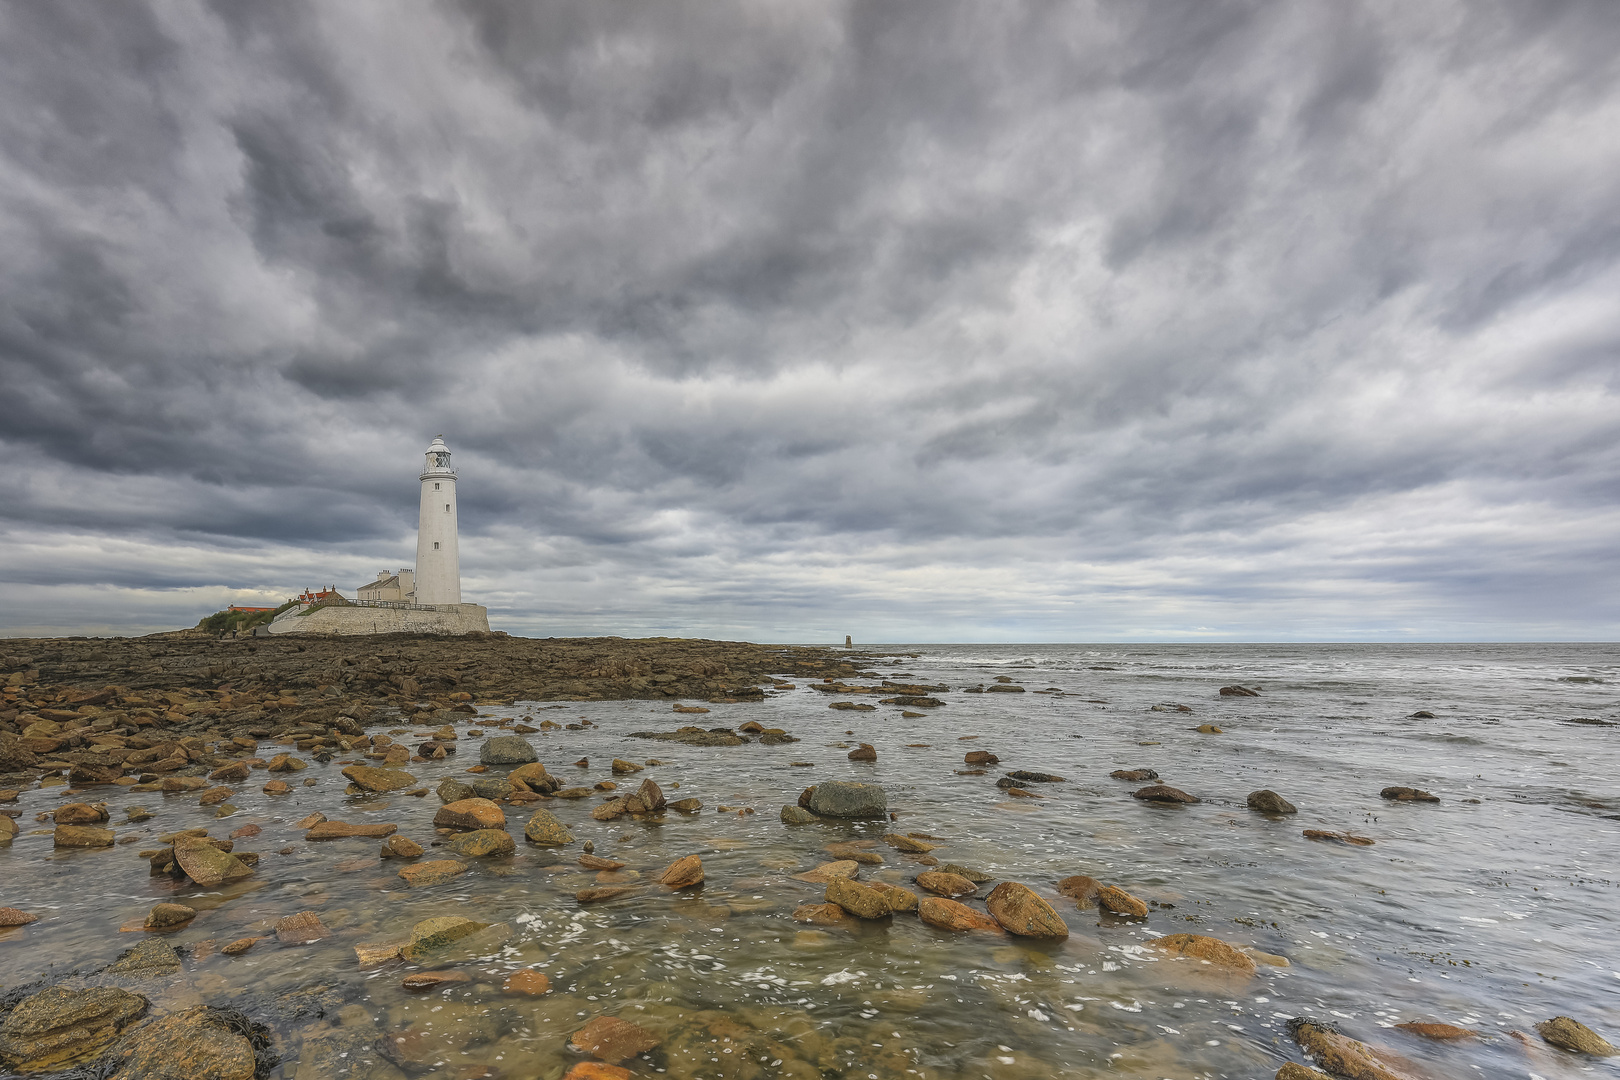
(413, 435, 461, 605)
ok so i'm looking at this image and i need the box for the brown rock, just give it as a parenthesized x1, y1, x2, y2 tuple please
(985, 882, 1068, 938)
(868, 881, 918, 912)
(53, 824, 115, 848)
(570, 1015, 661, 1064)
(172, 837, 253, 886)
(1287, 1018, 1423, 1080)
(625, 777, 665, 813)
(1149, 933, 1257, 975)
(917, 897, 1001, 932)
(401, 971, 471, 991)
(306, 820, 397, 840)
(1276, 1065, 1330, 1080)
(791, 860, 859, 883)
(1303, 829, 1375, 845)
(1055, 875, 1102, 905)
(144, 903, 197, 930)
(1380, 786, 1439, 803)
(1394, 1022, 1478, 1040)
(198, 786, 235, 806)
(1132, 784, 1200, 803)
(275, 910, 331, 945)
(433, 798, 506, 830)
(262, 780, 290, 795)
(209, 761, 250, 781)
(792, 903, 850, 925)
(1109, 768, 1158, 781)
(1219, 685, 1260, 696)
(964, 750, 999, 765)
(1536, 1016, 1616, 1056)
(396, 859, 467, 887)
(0, 907, 40, 927)
(294, 812, 326, 829)
(576, 886, 641, 903)
(825, 876, 892, 919)
(220, 937, 259, 956)
(0, 985, 149, 1073)
(504, 969, 552, 995)
(340, 765, 418, 793)
(579, 854, 627, 871)
(883, 833, 937, 853)
(916, 871, 977, 897)
(848, 743, 877, 761)
(1097, 884, 1149, 917)
(563, 1064, 634, 1080)
(381, 835, 424, 858)
(610, 758, 643, 775)
(447, 828, 516, 857)
(54, 802, 109, 825)
(99, 1004, 259, 1080)
(228, 824, 261, 839)
(658, 854, 704, 889)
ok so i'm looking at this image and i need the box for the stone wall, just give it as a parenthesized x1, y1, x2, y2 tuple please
(266, 603, 490, 636)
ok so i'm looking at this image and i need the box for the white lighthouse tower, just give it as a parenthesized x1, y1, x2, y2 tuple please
(413, 435, 461, 606)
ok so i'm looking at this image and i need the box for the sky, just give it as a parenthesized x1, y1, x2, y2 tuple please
(2, 0, 1618, 643)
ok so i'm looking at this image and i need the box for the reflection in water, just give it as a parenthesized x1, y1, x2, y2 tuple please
(2, 643, 1618, 1079)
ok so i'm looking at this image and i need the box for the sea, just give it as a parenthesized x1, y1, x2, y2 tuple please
(3, 642, 1617, 1079)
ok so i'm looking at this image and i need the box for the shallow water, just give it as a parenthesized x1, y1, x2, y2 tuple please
(4, 642, 1619, 1079)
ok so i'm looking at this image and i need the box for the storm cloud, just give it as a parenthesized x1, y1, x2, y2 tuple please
(2, 0, 1617, 640)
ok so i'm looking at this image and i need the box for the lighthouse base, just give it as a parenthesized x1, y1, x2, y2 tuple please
(266, 602, 490, 637)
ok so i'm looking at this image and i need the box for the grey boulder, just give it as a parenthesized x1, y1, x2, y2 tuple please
(479, 735, 537, 765)
(807, 781, 888, 819)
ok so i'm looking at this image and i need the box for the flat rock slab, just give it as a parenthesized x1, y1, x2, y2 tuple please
(1148, 933, 1257, 975)
(570, 1016, 660, 1064)
(0, 986, 149, 1073)
(918, 897, 1001, 932)
(401, 916, 488, 962)
(433, 798, 506, 830)
(447, 829, 516, 857)
(340, 765, 417, 793)
(792, 860, 859, 884)
(307, 821, 397, 840)
(397, 860, 467, 888)
(276, 911, 331, 945)
(1132, 785, 1200, 804)
(106, 938, 182, 977)
(916, 871, 977, 897)
(174, 838, 253, 886)
(103, 1005, 261, 1080)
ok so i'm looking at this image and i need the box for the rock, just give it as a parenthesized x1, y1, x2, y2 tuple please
(0, 734, 40, 771)
(1380, 787, 1439, 803)
(792, 903, 850, 925)
(447, 828, 516, 857)
(1536, 1016, 1616, 1056)
(868, 881, 918, 912)
(916, 871, 977, 897)
(340, 765, 417, 793)
(381, 835, 424, 858)
(807, 781, 887, 819)
(504, 969, 551, 995)
(1409, 710, 1436, 719)
(1219, 685, 1260, 696)
(0, 986, 149, 1073)
(275, 911, 331, 945)
(1055, 875, 1102, 905)
(522, 809, 574, 846)
(262, 780, 290, 795)
(610, 758, 643, 774)
(1304, 829, 1375, 845)
(209, 761, 251, 782)
(479, 735, 537, 765)
(570, 1016, 660, 1064)
(433, 798, 506, 830)
(306, 820, 397, 839)
(592, 798, 628, 821)
(939, 863, 995, 883)
(173, 837, 253, 886)
(397, 859, 467, 887)
(228, 824, 261, 839)
(106, 938, 182, 976)
(160, 776, 210, 792)
(1248, 790, 1297, 814)
(1149, 933, 1256, 975)
(220, 937, 259, 956)
(792, 860, 859, 883)
(1096, 885, 1149, 917)
(400, 916, 489, 962)
(265, 753, 307, 772)
(847, 743, 877, 761)
(436, 778, 474, 802)
(104, 1005, 265, 1080)
(1287, 1018, 1422, 1080)
(657, 855, 704, 889)
(294, 812, 327, 829)
(1005, 770, 1065, 783)
(55, 802, 109, 825)
(825, 876, 892, 919)
(884, 833, 937, 853)
(1110, 768, 1158, 781)
(1132, 784, 1200, 804)
(1394, 1022, 1477, 1040)
(918, 897, 1001, 932)
(0, 907, 40, 926)
(353, 942, 402, 967)
(624, 778, 665, 813)
(669, 797, 702, 813)
(1196, 723, 1224, 733)
(577, 886, 641, 903)
(0, 817, 17, 841)
(54, 824, 116, 848)
(985, 882, 1068, 938)
(781, 804, 818, 824)
(1276, 1065, 1330, 1080)
(401, 971, 471, 991)
(564, 1064, 634, 1080)
(964, 750, 999, 764)
(144, 903, 197, 930)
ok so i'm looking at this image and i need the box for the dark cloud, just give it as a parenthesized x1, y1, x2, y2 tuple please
(1, 0, 1617, 640)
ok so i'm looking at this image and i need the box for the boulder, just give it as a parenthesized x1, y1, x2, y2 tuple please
(275, 911, 331, 945)
(105, 1005, 265, 1080)
(1536, 1016, 1615, 1056)
(1097, 885, 1148, 917)
(1393, 1022, 1477, 1040)
(479, 735, 537, 765)
(918, 897, 1001, 932)
(54, 824, 115, 848)
(847, 744, 877, 761)
(144, 903, 196, 930)
(397, 859, 467, 888)
(173, 837, 253, 886)
(985, 882, 1068, 938)
(963, 750, 999, 765)
(1055, 875, 1102, 906)
(1109, 768, 1158, 781)
(447, 829, 516, 857)
(504, 970, 552, 996)
(867, 881, 918, 912)
(0, 907, 39, 926)
(610, 759, 643, 774)
(208, 761, 250, 782)
(781, 805, 818, 824)
(381, 835, 424, 858)
(0, 733, 40, 771)
(569, 1016, 660, 1065)
(669, 797, 702, 813)
(0, 986, 149, 1073)
(625, 778, 665, 813)
(657, 855, 704, 889)
(106, 939, 182, 977)
(1380, 787, 1439, 803)
(792, 860, 859, 884)
(307, 820, 397, 840)
(1219, 685, 1260, 696)
(807, 781, 887, 819)
(1276, 1065, 1331, 1080)
(915, 872, 977, 897)
(436, 778, 474, 803)
(55, 802, 110, 825)
(1149, 933, 1257, 976)
(400, 916, 489, 962)
(939, 863, 994, 883)
(825, 876, 892, 919)
(523, 809, 574, 846)
(433, 798, 506, 830)
(1304, 829, 1375, 845)
(340, 765, 417, 793)
(792, 903, 850, 925)
(1132, 784, 1200, 804)
(1248, 790, 1297, 814)
(884, 833, 937, 853)
(1005, 770, 1065, 783)
(1287, 1018, 1422, 1080)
